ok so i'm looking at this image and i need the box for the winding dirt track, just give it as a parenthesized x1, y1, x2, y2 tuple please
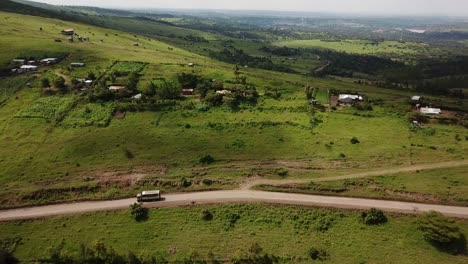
(240, 160, 468, 189)
(0, 160, 467, 222)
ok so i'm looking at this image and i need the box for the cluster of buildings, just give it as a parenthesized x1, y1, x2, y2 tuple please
(338, 94, 364, 104)
(411, 95, 442, 116)
(10, 58, 59, 74)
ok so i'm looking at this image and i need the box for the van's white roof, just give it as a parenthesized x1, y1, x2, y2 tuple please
(142, 190, 160, 195)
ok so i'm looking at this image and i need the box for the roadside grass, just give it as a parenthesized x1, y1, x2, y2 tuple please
(256, 166, 468, 206)
(0, 204, 467, 263)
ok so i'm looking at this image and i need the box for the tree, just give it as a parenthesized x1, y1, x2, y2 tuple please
(350, 137, 360, 144)
(87, 71, 96, 80)
(199, 154, 215, 164)
(204, 92, 223, 107)
(130, 203, 148, 222)
(308, 247, 329, 261)
(41, 78, 50, 88)
(417, 211, 466, 254)
(361, 208, 387, 225)
(54, 77, 67, 93)
(201, 210, 213, 221)
(145, 81, 157, 98)
(177, 72, 200, 88)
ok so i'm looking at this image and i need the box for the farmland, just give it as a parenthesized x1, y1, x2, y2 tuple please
(1, 204, 467, 263)
(0, 10, 466, 208)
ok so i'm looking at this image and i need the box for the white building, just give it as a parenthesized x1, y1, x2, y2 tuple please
(19, 65, 38, 72)
(420, 107, 442, 115)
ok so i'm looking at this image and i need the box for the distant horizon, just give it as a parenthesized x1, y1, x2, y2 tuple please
(24, 0, 468, 17)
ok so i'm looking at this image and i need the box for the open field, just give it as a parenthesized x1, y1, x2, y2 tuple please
(257, 166, 468, 206)
(274, 39, 433, 56)
(0, 204, 467, 263)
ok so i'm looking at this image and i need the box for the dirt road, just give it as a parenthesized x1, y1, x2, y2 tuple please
(1, 190, 468, 221)
(1, 160, 467, 222)
(240, 160, 468, 190)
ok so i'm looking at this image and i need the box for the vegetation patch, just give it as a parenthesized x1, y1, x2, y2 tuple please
(61, 103, 114, 127)
(15, 96, 76, 121)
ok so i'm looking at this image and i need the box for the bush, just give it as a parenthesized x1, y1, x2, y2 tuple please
(351, 137, 360, 144)
(130, 203, 148, 222)
(275, 168, 289, 177)
(41, 78, 50, 88)
(199, 154, 215, 164)
(417, 211, 466, 254)
(201, 210, 213, 221)
(361, 208, 387, 225)
(308, 247, 329, 261)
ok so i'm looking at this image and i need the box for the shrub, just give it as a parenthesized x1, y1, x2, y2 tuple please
(199, 154, 215, 164)
(308, 247, 329, 261)
(339, 153, 346, 158)
(417, 211, 466, 254)
(351, 137, 360, 144)
(248, 243, 263, 255)
(202, 179, 213, 185)
(201, 210, 213, 221)
(361, 208, 387, 225)
(228, 213, 241, 227)
(275, 168, 289, 177)
(41, 78, 50, 88)
(130, 203, 148, 222)
(124, 149, 134, 159)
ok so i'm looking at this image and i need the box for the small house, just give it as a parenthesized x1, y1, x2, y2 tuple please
(411, 96, 421, 102)
(61, 29, 75, 36)
(84, 80, 93, 86)
(182, 88, 194, 95)
(11, 59, 25, 66)
(420, 107, 441, 115)
(132, 93, 142, 100)
(70, 62, 86, 67)
(188, 63, 194, 67)
(338, 94, 363, 104)
(40, 58, 58, 65)
(216, 90, 231, 95)
(19, 65, 38, 72)
(108, 86, 125, 91)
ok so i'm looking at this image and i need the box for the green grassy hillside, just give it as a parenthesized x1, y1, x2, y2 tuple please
(0, 11, 466, 208)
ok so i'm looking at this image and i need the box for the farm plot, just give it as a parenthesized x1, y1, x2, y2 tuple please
(61, 103, 114, 128)
(15, 96, 76, 120)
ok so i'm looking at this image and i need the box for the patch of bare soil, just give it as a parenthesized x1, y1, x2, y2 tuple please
(383, 189, 442, 203)
(83, 166, 167, 187)
(113, 111, 126, 119)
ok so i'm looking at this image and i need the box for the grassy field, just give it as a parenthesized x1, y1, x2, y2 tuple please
(0, 12, 466, 208)
(257, 166, 468, 206)
(1, 204, 467, 263)
(274, 39, 430, 56)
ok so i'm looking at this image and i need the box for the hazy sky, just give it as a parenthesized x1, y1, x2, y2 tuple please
(32, 0, 468, 16)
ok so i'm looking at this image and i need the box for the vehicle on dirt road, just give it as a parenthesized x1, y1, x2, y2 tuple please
(137, 190, 161, 203)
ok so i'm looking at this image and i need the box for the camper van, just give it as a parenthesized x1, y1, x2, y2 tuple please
(136, 190, 161, 202)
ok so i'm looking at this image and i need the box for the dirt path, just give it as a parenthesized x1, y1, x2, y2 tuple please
(1, 160, 467, 222)
(1, 190, 468, 221)
(240, 160, 468, 190)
